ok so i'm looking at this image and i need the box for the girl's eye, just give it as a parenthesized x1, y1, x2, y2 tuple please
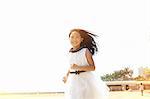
(71, 36, 74, 39)
(71, 36, 77, 39)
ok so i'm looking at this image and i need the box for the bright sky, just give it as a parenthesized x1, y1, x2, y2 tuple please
(0, 0, 150, 92)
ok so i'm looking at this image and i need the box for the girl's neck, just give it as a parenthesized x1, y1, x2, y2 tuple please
(70, 45, 83, 53)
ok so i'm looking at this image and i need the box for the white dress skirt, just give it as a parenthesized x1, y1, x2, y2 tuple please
(65, 48, 109, 99)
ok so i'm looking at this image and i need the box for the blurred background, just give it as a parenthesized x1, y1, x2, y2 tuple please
(0, 0, 150, 93)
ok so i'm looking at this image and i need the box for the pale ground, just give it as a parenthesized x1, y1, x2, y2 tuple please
(0, 90, 150, 99)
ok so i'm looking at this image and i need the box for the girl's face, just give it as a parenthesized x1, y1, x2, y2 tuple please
(69, 31, 83, 49)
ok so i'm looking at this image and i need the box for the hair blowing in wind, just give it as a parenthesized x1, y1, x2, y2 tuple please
(69, 29, 98, 55)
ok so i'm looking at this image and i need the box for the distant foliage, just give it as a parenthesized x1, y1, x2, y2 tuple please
(101, 67, 133, 81)
(134, 75, 146, 81)
(134, 67, 150, 81)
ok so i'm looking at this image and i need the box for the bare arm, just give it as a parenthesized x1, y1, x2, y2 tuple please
(66, 69, 70, 77)
(62, 69, 70, 83)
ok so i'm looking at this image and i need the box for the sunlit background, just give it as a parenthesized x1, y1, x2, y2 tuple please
(0, 0, 150, 92)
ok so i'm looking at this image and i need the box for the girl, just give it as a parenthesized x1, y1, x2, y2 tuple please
(63, 29, 109, 99)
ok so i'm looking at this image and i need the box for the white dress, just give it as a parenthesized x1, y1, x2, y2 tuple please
(65, 48, 109, 99)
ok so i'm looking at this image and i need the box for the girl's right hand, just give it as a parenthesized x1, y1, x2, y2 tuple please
(62, 76, 68, 83)
(70, 64, 78, 70)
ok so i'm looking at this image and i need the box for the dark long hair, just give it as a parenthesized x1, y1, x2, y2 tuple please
(69, 28, 98, 55)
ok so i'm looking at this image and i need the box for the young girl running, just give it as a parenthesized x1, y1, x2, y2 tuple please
(63, 28, 109, 99)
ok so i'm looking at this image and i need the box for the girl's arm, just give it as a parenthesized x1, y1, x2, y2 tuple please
(63, 69, 70, 83)
(66, 69, 70, 77)
(71, 49, 95, 71)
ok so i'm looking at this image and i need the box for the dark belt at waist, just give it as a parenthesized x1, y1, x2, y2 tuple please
(70, 71, 86, 75)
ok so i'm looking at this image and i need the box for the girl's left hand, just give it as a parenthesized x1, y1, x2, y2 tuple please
(70, 64, 78, 70)
(62, 75, 68, 83)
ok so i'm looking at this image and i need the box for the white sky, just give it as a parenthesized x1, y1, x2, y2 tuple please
(0, 0, 150, 92)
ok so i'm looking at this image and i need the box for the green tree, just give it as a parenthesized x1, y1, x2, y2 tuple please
(101, 67, 133, 81)
(134, 75, 146, 81)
